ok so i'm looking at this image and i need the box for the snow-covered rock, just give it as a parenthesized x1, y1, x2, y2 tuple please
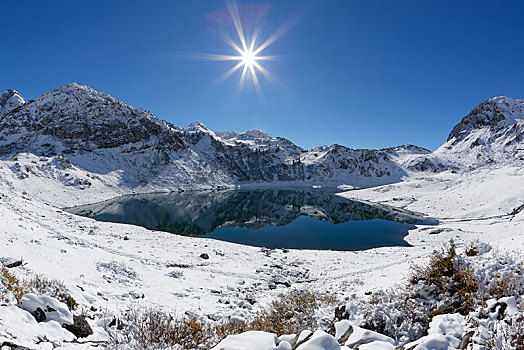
(344, 325, 395, 348)
(427, 313, 465, 339)
(295, 330, 340, 350)
(404, 333, 461, 350)
(17, 293, 73, 325)
(358, 341, 395, 350)
(210, 331, 281, 350)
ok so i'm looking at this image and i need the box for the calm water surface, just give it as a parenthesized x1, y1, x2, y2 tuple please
(68, 188, 435, 251)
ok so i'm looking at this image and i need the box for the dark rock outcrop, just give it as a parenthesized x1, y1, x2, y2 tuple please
(63, 315, 93, 338)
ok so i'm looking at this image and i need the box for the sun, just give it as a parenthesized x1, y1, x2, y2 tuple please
(198, 1, 298, 95)
(240, 48, 257, 68)
(213, 25, 276, 94)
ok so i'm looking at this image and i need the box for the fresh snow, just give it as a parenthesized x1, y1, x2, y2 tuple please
(0, 84, 523, 349)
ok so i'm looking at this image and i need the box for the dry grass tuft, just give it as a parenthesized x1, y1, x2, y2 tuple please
(0, 263, 27, 302)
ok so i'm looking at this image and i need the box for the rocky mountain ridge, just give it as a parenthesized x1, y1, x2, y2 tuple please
(0, 83, 521, 194)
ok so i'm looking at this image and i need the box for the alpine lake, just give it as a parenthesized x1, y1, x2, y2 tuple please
(67, 188, 436, 251)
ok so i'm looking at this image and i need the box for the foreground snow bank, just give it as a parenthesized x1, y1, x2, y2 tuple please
(215, 291, 524, 350)
(0, 305, 75, 348)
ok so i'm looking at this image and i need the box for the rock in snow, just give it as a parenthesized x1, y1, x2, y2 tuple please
(17, 293, 73, 325)
(0, 305, 75, 347)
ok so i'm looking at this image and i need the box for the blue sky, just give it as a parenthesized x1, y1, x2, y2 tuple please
(1, 0, 523, 150)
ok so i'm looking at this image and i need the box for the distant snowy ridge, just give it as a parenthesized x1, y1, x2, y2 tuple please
(0, 83, 521, 202)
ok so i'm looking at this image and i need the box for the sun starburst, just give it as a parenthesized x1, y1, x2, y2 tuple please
(198, 1, 302, 95)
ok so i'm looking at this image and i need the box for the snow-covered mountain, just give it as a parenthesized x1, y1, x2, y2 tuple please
(435, 96, 524, 166)
(0, 83, 433, 193)
(0, 83, 521, 197)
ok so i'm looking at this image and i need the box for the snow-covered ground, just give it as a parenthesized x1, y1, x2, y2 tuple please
(1, 155, 523, 349)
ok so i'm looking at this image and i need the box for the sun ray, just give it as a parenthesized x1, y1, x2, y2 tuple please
(253, 61, 283, 88)
(202, 1, 301, 92)
(239, 64, 249, 88)
(226, 1, 248, 52)
(250, 64, 263, 98)
(218, 61, 245, 82)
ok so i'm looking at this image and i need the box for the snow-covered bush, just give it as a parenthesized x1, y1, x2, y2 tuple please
(250, 289, 337, 336)
(1, 263, 76, 311)
(358, 241, 524, 344)
(476, 250, 524, 301)
(25, 274, 77, 311)
(485, 315, 524, 349)
(360, 240, 478, 342)
(107, 307, 210, 349)
(409, 239, 479, 315)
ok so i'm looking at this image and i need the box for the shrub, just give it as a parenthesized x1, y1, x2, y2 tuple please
(360, 241, 524, 344)
(107, 289, 337, 348)
(361, 240, 480, 342)
(250, 289, 336, 335)
(1, 263, 77, 310)
(362, 289, 428, 342)
(480, 251, 524, 300)
(0, 263, 27, 302)
(25, 274, 77, 310)
(409, 239, 479, 315)
(107, 307, 211, 349)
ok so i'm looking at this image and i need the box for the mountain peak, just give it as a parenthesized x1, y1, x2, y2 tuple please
(54, 82, 94, 94)
(0, 83, 181, 151)
(183, 122, 211, 133)
(238, 129, 269, 140)
(447, 96, 524, 142)
(0, 89, 26, 116)
(489, 96, 516, 102)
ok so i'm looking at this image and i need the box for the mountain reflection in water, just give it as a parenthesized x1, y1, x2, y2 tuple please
(68, 188, 435, 250)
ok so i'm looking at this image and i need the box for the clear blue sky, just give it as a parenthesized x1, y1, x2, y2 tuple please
(1, 0, 523, 150)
